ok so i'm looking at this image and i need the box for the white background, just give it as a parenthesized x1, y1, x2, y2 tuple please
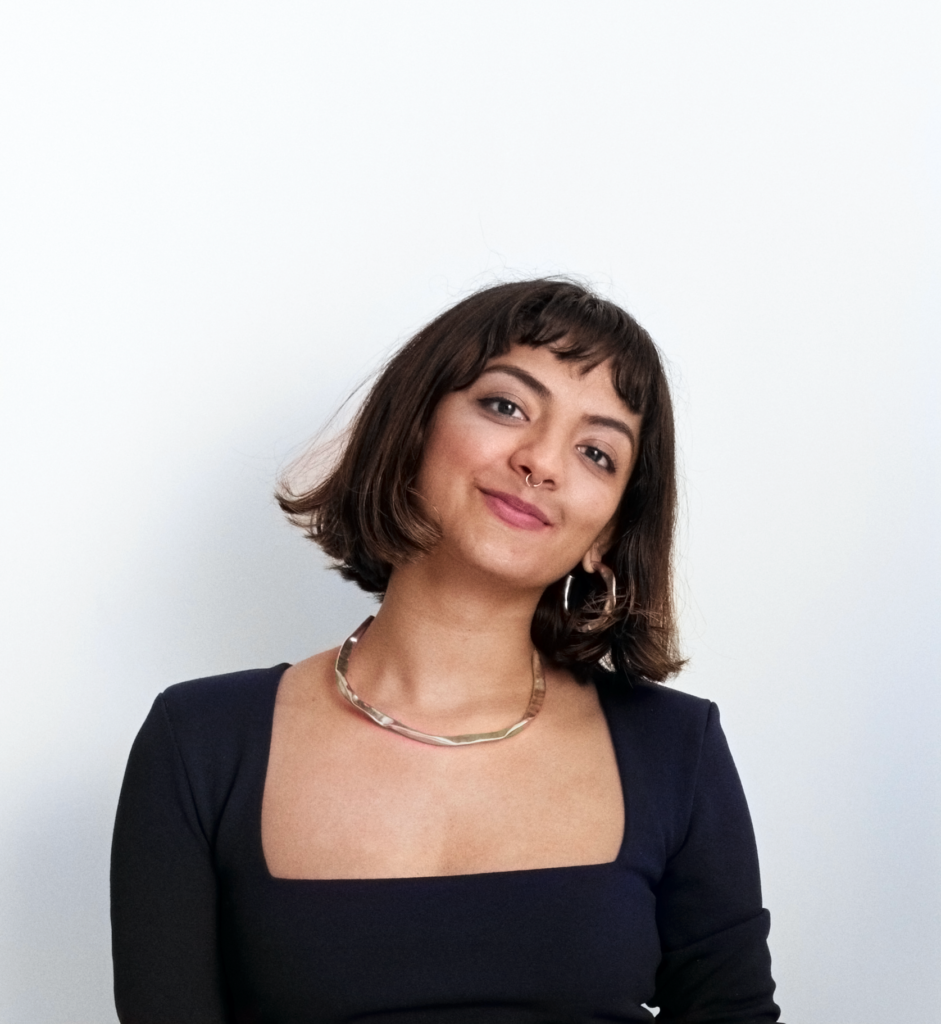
(2, 3, 939, 1021)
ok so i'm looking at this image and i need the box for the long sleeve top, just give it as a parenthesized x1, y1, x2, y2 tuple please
(111, 664, 782, 1023)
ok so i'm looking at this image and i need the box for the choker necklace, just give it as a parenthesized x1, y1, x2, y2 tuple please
(334, 617, 546, 747)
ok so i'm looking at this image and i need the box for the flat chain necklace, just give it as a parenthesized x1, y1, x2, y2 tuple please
(334, 617, 546, 747)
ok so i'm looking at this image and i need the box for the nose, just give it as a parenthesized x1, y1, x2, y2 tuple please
(511, 432, 562, 490)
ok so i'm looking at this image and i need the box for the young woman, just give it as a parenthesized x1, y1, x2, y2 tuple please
(111, 279, 782, 1023)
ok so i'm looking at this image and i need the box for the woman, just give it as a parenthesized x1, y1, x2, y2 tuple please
(111, 279, 783, 1023)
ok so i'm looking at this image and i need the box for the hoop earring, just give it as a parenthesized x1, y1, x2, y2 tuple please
(562, 562, 618, 632)
(525, 473, 542, 488)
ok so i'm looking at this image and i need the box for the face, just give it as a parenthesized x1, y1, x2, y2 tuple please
(413, 342, 643, 591)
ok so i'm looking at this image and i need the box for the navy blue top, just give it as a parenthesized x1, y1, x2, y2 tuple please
(110, 665, 781, 1023)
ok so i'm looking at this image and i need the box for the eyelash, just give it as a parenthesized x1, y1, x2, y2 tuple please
(478, 397, 618, 475)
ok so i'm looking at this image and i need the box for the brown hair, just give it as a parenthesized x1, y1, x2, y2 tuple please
(277, 279, 685, 683)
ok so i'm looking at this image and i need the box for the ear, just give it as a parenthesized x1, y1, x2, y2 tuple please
(581, 518, 617, 574)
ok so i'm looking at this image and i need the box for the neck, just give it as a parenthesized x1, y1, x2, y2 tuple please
(344, 552, 546, 731)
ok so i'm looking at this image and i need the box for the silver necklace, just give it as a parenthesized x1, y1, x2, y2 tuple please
(334, 617, 546, 747)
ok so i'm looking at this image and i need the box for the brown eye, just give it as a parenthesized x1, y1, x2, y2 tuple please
(578, 445, 616, 473)
(479, 397, 525, 420)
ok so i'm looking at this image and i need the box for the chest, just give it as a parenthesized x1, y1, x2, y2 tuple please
(219, 864, 661, 1020)
(261, 681, 625, 880)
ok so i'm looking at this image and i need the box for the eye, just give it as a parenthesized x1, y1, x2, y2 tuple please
(578, 445, 616, 474)
(479, 396, 526, 420)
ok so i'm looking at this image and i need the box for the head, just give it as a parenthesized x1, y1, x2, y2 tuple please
(277, 278, 684, 682)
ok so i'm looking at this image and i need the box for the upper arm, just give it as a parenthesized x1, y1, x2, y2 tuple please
(652, 703, 781, 1023)
(111, 695, 230, 1024)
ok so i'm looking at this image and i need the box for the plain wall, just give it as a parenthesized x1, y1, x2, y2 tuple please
(1, 3, 939, 1021)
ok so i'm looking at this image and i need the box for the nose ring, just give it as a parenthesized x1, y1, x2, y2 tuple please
(525, 473, 542, 488)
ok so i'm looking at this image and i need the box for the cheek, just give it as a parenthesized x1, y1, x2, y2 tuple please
(416, 408, 484, 499)
(420, 407, 503, 486)
(568, 485, 623, 549)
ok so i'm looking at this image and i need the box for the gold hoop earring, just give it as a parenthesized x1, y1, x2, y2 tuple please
(562, 562, 618, 632)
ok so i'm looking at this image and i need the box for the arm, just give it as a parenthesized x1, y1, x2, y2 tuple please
(653, 703, 782, 1023)
(110, 694, 230, 1024)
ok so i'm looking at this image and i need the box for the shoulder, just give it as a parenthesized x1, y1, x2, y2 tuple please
(159, 664, 290, 726)
(595, 671, 721, 777)
(596, 671, 715, 732)
(152, 664, 290, 770)
(595, 674, 752, 861)
(126, 665, 290, 823)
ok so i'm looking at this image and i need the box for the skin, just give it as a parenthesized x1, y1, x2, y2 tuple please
(263, 342, 644, 879)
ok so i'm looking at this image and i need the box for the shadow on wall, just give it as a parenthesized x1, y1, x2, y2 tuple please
(2, 783, 118, 1024)
(0, 435, 377, 1024)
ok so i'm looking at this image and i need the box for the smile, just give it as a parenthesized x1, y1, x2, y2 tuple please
(480, 489, 552, 531)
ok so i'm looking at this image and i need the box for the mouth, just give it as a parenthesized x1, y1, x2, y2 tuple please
(479, 488, 553, 531)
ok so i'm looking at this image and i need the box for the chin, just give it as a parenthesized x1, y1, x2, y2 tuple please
(452, 539, 562, 591)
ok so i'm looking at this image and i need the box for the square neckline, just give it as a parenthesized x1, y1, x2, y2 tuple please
(255, 663, 631, 884)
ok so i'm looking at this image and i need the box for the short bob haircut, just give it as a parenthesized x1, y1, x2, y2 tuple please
(277, 279, 685, 683)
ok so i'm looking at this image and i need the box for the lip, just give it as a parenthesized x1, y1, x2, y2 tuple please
(480, 489, 552, 531)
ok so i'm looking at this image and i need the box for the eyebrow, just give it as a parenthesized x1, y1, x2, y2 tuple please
(479, 364, 550, 399)
(477, 364, 638, 449)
